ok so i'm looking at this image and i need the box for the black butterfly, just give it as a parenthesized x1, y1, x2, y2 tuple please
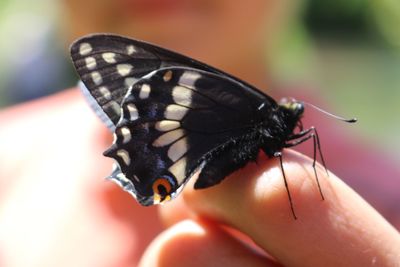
(70, 34, 350, 218)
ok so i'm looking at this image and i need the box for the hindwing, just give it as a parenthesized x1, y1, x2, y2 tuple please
(104, 67, 275, 204)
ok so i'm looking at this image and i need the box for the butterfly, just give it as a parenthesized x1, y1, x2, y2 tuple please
(70, 34, 354, 218)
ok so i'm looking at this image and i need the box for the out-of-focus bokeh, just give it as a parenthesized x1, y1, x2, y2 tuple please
(0, 0, 399, 158)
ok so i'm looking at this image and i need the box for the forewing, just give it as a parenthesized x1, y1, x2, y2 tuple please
(70, 34, 273, 128)
(103, 67, 275, 205)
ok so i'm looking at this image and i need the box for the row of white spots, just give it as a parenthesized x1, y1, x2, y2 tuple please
(126, 103, 139, 120)
(139, 84, 151, 99)
(117, 149, 131, 166)
(172, 86, 192, 106)
(162, 72, 193, 184)
(152, 129, 185, 147)
(119, 126, 132, 144)
(155, 120, 180, 132)
(79, 42, 137, 57)
(90, 65, 134, 85)
(168, 157, 187, 184)
(117, 64, 133, 76)
(178, 71, 202, 89)
(164, 105, 188, 120)
(80, 42, 102, 85)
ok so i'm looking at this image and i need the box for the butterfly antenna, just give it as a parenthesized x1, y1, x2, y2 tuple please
(304, 102, 357, 123)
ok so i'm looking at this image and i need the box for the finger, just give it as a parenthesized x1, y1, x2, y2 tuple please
(159, 199, 266, 259)
(181, 150, 400, 267)
(139, 220, 281, 267)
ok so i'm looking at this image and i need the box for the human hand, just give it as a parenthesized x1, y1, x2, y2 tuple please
(139, 150, 400, 267)
(0, 90, 163, 267)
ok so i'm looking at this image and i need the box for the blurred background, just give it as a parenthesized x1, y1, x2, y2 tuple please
(0, 0, 399, 159)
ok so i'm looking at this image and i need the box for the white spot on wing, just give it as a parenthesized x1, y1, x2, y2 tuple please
(152, 129, 185, 147)
(98, 86, 111, 100)
(168, 138, 188, 161)
(168, 157, 187, 184)
(79, 42, 92, 55)
(117, 149, 131, 166)
(126, 103, 139, 120)
(155, 120, 180, 132)
(125, 77, 137, 88)
(139, 84, 151, 99)
(127, 45, 136, 55)
(178, 71, 202, 89)
(85, 57, 96, 70)
(119, 126, 132, 144)
(102, 52, 117, 63)
(117, 64, 133, 76)
(164, 105, 189, 120)
(172, 86, 192, 106)
(91, 72, 102, 85)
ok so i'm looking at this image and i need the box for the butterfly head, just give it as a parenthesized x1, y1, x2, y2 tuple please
(278, 98, 304, 118)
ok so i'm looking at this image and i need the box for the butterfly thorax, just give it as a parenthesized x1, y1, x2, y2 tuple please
(258, 100, 304, 156)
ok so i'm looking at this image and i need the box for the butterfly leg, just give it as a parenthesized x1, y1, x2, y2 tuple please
(287, 127, 328, 175)
(274, 151, 297, 219)
(287, 127, 313, 141)
(284, 127, 327, 201)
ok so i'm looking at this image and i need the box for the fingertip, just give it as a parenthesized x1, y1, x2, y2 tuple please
(180, 150, 334, 264)
(180, 150, 400, 266)
(139, 220, 272, 267)
(182, 150, 324, 226)
(139, 220, 205, 267)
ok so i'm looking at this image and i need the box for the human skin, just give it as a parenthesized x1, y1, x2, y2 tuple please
(0, 91, 163, 266)
(141, 151, 400, 267)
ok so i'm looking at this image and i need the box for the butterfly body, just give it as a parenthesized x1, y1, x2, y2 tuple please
(70, 34, 312, 213)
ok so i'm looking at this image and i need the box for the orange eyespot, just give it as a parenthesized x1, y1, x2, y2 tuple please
(152, 177, 172, 204)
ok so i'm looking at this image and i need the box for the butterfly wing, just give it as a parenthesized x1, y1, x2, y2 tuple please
(70, 34, 272, 129)
(104, 67, 277, 205)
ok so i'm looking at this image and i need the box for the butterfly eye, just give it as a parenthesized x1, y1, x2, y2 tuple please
(152, 177, 173, 204)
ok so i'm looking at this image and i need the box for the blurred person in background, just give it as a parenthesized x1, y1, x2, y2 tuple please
(0, 0, 399, 266)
